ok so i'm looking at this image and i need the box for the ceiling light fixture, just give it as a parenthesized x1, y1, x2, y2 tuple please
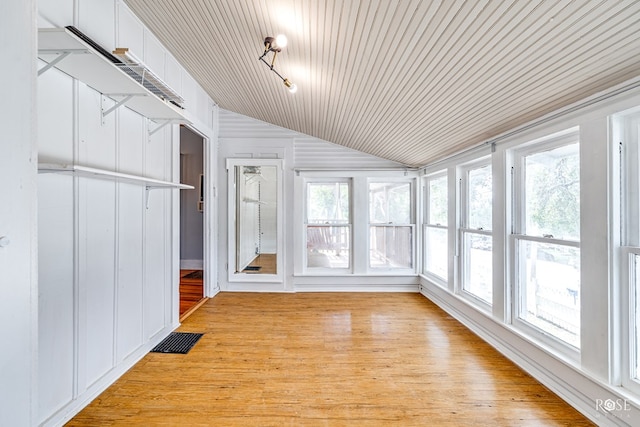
(259, 34, 297, 94)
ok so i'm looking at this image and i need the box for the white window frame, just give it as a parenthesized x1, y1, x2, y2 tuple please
(423, 171, 448, 283)
(367, 178, 416, 273)
(303, 178, 353, 274)
(510, 129, 581, 359)
(226, 158, 284, 283)
(458, 158, 493, 310)
(617, 108, 640, 394)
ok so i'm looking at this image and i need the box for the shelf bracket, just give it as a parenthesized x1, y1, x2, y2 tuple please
(101, 94, 135, 123)
(145, 185, 152, 209)
(145, 184, 180, 209)
(38, 51, 72, 76)
(149, 119, 182, 137)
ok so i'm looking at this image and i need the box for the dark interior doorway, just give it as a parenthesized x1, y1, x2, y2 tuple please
(179, 126, 205, 318)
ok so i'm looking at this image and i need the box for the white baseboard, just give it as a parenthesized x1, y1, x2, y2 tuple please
(41, 325, 176, 427)
(419, 280, 639, 427)
(180, 259, 203, 269)
(293, 275, 419, 292)
(295, 284, 419, 292)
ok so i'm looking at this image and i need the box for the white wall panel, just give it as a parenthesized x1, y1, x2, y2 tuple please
(116, 183, 144, 361)
(35, 1, 219, 424)
(579, 117, 610, 379)
(1, 3, 37, 425)
(37, 0, 73, 28)
(78, 85, 116, 170)
(182, 74, 198, 118)
(196, 88, 210, 127)
(144, 192, 167, 339)
(294, 136, 405, 169)
(77, 0, 115, 50)
(219, 109, 299, 139)
(164, 56, 183, 100)
(220, 109, 405, 169)
(178, 70, 212, 127)
(147, 129, 170, 180)
(116, 2, 144, 57)
(118, 107, 144, 175)
(37, 174, 74, 422)
(79, 179, 116, 387)
(143, 30, 165, 80)
(38, 68, 73, 163)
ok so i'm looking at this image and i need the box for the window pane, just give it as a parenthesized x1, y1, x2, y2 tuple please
(307, 182, 349, 224)
(634, 254, 640, 381)
(462, 232, 492, 304)
(369, 182, 411, 224)
(525, 143, 580, 240)
(306, 225, 350, 269)
(517, 240, 580, 348)
(370, 226, 412, 269)
(425, 226, 447, 279)
(428, 175, 448, 225)
(468, 165, 492, 230)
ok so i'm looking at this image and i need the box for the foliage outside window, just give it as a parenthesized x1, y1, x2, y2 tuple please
(424, 173, 448, 280)
(460, 162, 493, 305)
(369, 182, 413, 269)
(514, 136, 580, 349)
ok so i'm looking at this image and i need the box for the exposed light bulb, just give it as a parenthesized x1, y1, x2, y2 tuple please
(275, 34, 288, 49)
(283, 79, 297, 93)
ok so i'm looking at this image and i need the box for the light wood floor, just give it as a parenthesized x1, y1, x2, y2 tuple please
(245, 253, 277, 274)
(179, 269, 204, 317)
(67, 293, 594, 426)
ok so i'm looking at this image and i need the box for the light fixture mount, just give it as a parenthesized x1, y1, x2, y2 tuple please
(259, 34, 296, 93)
(263, 36, 280, 53)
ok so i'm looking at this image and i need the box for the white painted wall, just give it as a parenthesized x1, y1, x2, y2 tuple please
(35, 1, 218, 425)
(0, 2, 38, 426)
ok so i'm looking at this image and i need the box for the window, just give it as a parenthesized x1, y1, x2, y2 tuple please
(306, 181, 351, 270)
(368, 181, 414, 270)
(617, 109, 640, 392)
(424, 172, 448, 280)
(513, 131, 580, 350)
(459, 161, 492, 305)
(632, 253, 640, 384)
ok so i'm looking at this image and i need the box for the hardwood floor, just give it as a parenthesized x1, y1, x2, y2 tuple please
(179, 269, 204, 317)
(67, 293, 594, 426)
(245, 253, 277, 274)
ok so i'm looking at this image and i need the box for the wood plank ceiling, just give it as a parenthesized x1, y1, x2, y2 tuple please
(124, 0, 640, 167)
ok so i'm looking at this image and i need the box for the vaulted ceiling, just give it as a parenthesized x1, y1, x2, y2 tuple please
(125, 0, 640, 167)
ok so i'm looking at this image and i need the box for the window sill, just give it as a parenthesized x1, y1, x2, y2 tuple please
(294, 273, 419, 277)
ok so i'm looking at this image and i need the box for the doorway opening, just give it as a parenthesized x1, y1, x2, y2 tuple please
(180, 125, 206, 319)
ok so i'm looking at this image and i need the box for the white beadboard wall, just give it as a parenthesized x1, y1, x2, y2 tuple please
(218, 109, 418, 292)
(36, 1, 216, 425)
(219, 109, 405, 169)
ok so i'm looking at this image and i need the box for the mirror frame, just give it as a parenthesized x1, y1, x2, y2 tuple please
(226, 158, 284, 283)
